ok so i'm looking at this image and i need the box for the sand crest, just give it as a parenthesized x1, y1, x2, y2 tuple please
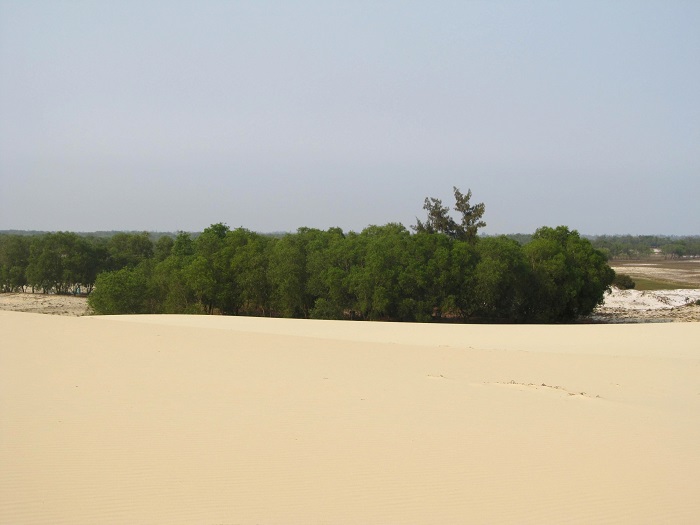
(1, 311, 699, 524)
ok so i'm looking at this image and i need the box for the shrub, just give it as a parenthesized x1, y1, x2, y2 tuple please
(613, 273, 636, 290)
(88, 266, 149, 314)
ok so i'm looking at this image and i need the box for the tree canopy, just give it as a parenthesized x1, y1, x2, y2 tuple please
(2, 189, 617, 323)
(413, 187, 486, 243)
(83, 223, 613, 323)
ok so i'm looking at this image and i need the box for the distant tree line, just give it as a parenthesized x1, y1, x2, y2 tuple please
(480, 234, 700, 260)
(585, 235, 700, 260)
(1, 188, 616, 322)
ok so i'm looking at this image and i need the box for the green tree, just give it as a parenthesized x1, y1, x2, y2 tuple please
(398, 232, 455, 321)
(453, 187, 486, 242)
(107, 232, 154, 269)
(307, 228, 355, 320)
(268, 229, 316, 318)
(88, 265, 150, 314)
(523, 226, 614, 321)
(472, 236, 529, 320)
(149, 246, 199, 314)
(448, 240, 480, 319)
(226, 229, 273, 316)
(613, 273, 635, 290)
(413, 187, 486, 243)
(172, 231, 195, 257)
(186, 223, 242, 314)
(154, 236, 174, 261)
(346, 223, 412, 320)
(0, 235, 30, 292)
(25, 232, 95, 293)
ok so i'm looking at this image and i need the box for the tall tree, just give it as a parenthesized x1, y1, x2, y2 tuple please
(453, 187, 486, 242)
(413, 187, 485, 243)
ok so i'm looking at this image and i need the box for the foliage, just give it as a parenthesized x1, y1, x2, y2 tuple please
(523, 227, 615, 321)
(473, 236, 529, 320)
(24, 232, 103, 294)
(612, 273, 636, 290)
(413, 187, 486, 243)
(106, 232, 154, 269)
(588, 235, 700, 259)
(88, 265, 151, 314)
(2, 191, 619, 323)
(0, 235, 30, 292)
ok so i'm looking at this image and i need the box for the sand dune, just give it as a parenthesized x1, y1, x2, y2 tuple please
(2, 312, 699, 524)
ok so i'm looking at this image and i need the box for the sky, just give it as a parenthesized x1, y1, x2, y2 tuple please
(1, 1, 698, 235)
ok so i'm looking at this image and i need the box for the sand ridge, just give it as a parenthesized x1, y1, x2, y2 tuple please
(2, 311, 699, 524)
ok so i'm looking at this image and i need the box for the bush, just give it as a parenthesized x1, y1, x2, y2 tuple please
(88, 266, 149, 314)
(613, 273, 636, 290)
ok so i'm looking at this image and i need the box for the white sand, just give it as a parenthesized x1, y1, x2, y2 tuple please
(601, 287, 700, 310)
(2, 312, 699, 524)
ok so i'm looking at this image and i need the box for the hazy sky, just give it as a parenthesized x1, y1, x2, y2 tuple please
(1, 1, 698, 234)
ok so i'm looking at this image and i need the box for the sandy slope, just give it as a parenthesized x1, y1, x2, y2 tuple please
(2, 312, 699, 524)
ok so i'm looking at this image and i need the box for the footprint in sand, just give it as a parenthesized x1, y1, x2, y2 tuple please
(486, 380, 600, 399)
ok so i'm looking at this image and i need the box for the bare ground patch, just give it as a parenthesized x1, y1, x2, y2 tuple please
(0, 292, 90, 316)
(611, 259, 700, 289)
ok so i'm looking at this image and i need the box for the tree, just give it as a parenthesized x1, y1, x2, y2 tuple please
(413, 187, 485, 243)
(448, 240, 480, 319)
(346, 223, 412, 320)
(172, 231, 195, 257)
(0, 235, 30, 292)
(189, 223, 242, 314)
(522, 226, 614, 321)
(268, 230, 315, 318)
(154, 236, 174, 261)
(88, 265, 150, 314)
(25, 232, 91, 293)
(149, 252, 199, 314)
(413, 197, 455, 237)
(453, 187, 486, 242)
(107, 232, 154, 269)
(613, 273, 635, 290)
(227, 229, 273, 316)
(399, 232, 455, 321)
(63, 236, 102, 293)
(472, 236, 529, 320)
(306, 228, 359, 320)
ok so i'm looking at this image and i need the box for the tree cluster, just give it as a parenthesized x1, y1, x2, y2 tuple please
(589, 235, 700, 260)
(0, 231, 155, 294)
(2, 189, 615, 323)
(84, 223, 613, 323)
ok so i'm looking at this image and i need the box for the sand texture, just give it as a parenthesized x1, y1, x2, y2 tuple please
(2, 312, 700, 524)
(592, 287, 700, 322)
(0, 293, 90, 316)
